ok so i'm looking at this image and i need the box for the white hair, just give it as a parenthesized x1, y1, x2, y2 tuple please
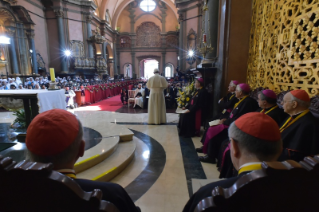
(153, 68, 160, 73)
(230, 81, 236, 87)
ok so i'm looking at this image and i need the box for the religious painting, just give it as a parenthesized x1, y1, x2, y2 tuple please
(136, 22, 161, 47)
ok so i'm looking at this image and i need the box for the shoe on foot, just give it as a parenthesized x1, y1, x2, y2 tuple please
(199, 155, 216, 164)
(196, 146, 204, 153)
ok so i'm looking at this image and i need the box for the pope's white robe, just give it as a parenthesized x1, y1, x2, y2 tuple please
(65, 90, 76, 107)
(133, 88, 144, 108)
(146, 73, 168, 124)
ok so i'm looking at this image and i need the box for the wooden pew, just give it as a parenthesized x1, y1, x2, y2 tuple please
(195, 156, 319, 212)
(0, 156, 119, 212)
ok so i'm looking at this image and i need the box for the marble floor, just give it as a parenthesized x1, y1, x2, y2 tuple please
(0, 109, 221, 212)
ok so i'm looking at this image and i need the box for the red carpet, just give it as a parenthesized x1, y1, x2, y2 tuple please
(81, 95, 123, 111)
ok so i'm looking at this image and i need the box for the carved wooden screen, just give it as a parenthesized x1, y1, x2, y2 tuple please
(120, 36, 131, 48)
(136, 22, 161, 47)
(247, 0, 319, 97)
(166, 35, 178, 47)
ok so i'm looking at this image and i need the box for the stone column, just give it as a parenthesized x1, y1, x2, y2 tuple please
(102, 42, 107, 60)
(162, 52, 166, 74)
(26, 31, 38, 74)
(113, 36, 118, 76)
(6, 28, 19, 74)
(54, 9, 68, 73)
(131, 52, 136, 78)
(128, 5, 136, 33)
(178, 12, 184, 71)
(161, 13, 167, 33)
(86, 15, 94, 58)
(205, 0, 219, 60)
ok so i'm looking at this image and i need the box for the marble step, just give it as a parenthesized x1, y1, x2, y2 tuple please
(76, 137, 137, 182)
(74, 136, 119, 174)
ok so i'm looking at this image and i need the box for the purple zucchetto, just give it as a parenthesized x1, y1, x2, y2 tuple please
(238, 83, 250, 93)
(262, 89, 277, 99)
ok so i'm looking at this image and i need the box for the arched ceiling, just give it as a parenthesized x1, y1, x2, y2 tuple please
(91, 0, 178, 28)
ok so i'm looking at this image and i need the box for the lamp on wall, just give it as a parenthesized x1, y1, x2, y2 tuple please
(197, 0, 214, 66)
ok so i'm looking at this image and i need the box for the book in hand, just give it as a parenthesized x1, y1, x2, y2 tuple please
(176, 107, 189, 114)
(209, 119, 221, 127)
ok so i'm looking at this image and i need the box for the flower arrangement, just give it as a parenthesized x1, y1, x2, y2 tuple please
(176, 81, 195, 108)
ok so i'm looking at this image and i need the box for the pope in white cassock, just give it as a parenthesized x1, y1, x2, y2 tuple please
(146, 68, 168, 124)
(133, 84, 145, 108)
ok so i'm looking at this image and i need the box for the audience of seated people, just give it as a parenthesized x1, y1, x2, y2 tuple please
(25, 109, 141, 212)
(178, 78, 208, 137)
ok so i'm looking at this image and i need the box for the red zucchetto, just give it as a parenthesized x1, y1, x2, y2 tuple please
(234, 112, 281, 142)
(290, 89, 310, 102)
(26, 109, 79, 156)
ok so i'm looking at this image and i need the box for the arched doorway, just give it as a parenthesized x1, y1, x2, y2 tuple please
(140, 59, 159, 79)
(123, 63, 132, 78)
(165, 63, 174, 78)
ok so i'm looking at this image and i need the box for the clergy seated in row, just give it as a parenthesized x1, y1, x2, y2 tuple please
(217, 89, 287, 178)
(25, 109, 141, 212)
(197, 83, 259, 163)
(133, 84, 145, 109)
(279, 89, 319, 161)
(164, 84, 175, 108)
(65, 87, 76, 109)
(216, 80, 240, 120)
(183, 112, 282, 212)
(196, 80, 239, 144)
(178, 78, 208, 137)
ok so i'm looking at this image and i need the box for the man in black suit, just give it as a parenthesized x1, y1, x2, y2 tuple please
(183, 112, 282, 212)
(25, 109, 140, 212)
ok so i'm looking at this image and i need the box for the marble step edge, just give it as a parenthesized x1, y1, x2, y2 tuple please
(74, 137, 120, 174)
(120, 133, 134, 142)
(77, 140, 136, 182)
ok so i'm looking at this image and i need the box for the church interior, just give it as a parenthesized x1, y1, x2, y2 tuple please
(0, 0, 319, 211)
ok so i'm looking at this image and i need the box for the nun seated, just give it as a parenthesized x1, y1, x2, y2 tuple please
(133, 84, 145, 109)
(178, 78, 208, 137)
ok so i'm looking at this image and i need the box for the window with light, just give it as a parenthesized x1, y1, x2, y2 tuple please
(140, 0, 156, 12)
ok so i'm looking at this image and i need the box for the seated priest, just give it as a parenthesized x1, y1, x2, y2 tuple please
(217, 80, 240, 119)
(164, 83, 175, 108)
(197, 83, 259, 163)
(183, 112, 282, 212)
(178, 78, 208, 137)
(256, 89, 287, 125)
(25, 109, 141, 212)
(199, 80, 240, 147)
(65, 87, 76, 109)
(279, 89, 319, 161)
(133, 84, 145, 109)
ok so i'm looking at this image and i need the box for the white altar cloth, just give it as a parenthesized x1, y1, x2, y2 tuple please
(0, 90, 66, 113)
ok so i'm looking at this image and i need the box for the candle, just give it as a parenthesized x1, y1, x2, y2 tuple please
(50, 68, 55, 82)
(203, 34, 207, 43)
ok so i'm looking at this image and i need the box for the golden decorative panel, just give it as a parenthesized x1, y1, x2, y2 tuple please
(247, 0, 319, 97)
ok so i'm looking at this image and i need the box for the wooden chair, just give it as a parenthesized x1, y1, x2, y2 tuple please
(195, 156, 319, 212)
(0, 156, 119, 212)
(128, 90, 135, 107)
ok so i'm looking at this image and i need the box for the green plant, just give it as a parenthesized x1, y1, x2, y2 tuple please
(12, 109, 26, 129)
